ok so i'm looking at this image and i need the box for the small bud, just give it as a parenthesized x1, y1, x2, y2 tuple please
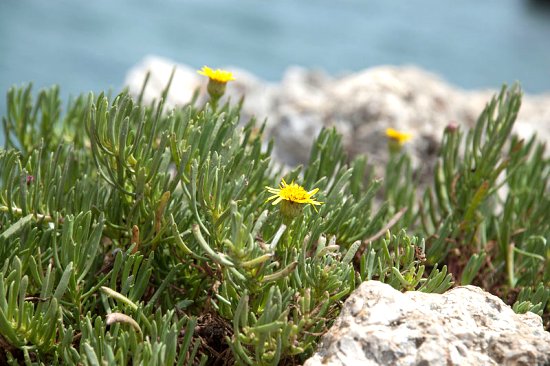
(445, 122, 459, 133)
(26, 175, 34, 185)
(131, 225, 140, 254)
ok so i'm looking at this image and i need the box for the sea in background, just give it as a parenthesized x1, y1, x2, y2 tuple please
(1, 0, 550, 119)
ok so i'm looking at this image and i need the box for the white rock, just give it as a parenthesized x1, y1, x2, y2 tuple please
(125, 57, 550, 171)
(304, 281, 550, 366)
(125, 56, 201, 106)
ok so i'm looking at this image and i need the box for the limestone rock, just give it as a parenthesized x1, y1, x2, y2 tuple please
(125, 57, 550, 172)
(303, 281, 550, 366)
(125, 56, 201, 107)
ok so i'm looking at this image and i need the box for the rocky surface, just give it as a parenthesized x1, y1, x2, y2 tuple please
(303, 281, 550, 366)
(125, 56, 550, 173)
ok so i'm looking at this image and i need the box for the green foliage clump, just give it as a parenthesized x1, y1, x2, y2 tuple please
(383, 85, 549, 320)
(0, 79, 547, 365)
(416, 86, 549, 316)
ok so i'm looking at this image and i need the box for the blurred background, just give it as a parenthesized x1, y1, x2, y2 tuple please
(1, 0, 550, 115)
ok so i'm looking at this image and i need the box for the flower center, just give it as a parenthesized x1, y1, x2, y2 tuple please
(280, 185, 309, 202)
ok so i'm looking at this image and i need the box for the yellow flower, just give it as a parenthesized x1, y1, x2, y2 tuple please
(385, 128, 412, 145)
(197, 66, 235, 83)
(266, 179, 323, 220)
(197, 66, 235, 103)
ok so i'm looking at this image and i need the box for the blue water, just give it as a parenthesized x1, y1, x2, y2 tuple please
(1, 0, 550, 116)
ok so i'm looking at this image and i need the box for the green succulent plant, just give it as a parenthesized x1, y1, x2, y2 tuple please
(0, 76, 547, 365)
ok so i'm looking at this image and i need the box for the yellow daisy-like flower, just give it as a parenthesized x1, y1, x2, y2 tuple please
(197, 66, 235, 83)
(266, 179, 323, 220)
(385, 128, 412, 145)
(266, 179, 322, 206)
(198, 66, 235, 103)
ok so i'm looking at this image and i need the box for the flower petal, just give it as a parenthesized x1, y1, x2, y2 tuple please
(307, 188, 319, 196)
(272, 196, 284, 205)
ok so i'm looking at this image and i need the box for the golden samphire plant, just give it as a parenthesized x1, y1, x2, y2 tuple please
(0, 78, 547, 365)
